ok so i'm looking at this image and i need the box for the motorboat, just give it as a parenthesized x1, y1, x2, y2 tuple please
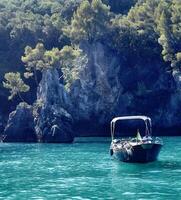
(110, 116, 163, 163)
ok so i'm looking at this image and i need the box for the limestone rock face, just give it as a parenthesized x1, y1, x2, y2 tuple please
(4, 42, 181, 139)
(35, 42, 181, 136)
(69, 42, 181, 135)
(69, 42, 125, 135)
(36, 69, 74, 143)
(4, 103, 36, 142)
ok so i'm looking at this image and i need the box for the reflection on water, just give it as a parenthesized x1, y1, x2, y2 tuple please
(0, 137, 180, 200)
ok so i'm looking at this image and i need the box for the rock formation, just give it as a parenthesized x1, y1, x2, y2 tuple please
(35, 69, 74, 143)
(4, 102, 36, 142)
(3, 42, 181, 141)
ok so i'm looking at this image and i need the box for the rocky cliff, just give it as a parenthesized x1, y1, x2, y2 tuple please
(35, 69, 74, 143)
(4, 42, 181, 142)
(70, 42, 181, 135)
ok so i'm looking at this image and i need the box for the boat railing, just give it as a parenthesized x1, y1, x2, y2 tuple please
(112, 136, 163, 145)
(142, 136, 163, 145)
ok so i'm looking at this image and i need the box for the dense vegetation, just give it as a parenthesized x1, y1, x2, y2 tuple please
(0, 0, 181, 120)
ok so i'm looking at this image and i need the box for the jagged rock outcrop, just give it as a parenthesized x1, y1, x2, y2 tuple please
(4, 102, 36, 142)
(35, 69, 74, 143)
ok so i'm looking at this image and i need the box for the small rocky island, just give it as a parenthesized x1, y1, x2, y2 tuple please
(1, 0, 181, 142)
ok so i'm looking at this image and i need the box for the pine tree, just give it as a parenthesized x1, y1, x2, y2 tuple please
(22, 42, 87, 90)
(3, 72, 30, 101)
(63, 0, 111, 43)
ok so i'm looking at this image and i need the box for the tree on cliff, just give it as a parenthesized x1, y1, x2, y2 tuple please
(155, 0, 181, 71)
(110, 2, 160, 63)
(22, 43, 60, 84)
(1, 0, 181, 111)
(59, 45, 88, 89)
(3, 72, 30, 101)
(63, 0, 111, 43)
(22, 43, 86, 90)
(157, 8, 175, 67)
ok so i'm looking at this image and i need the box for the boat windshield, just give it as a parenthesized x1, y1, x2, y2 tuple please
(110, 116, 152, 141)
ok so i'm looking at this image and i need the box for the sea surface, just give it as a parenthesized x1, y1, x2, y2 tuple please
(0, 137, 180, 200)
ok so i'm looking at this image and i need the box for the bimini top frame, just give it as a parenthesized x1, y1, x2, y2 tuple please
(110, 116, 152, 141)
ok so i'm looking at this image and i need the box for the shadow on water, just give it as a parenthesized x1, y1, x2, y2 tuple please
(110, 158, 181, 175)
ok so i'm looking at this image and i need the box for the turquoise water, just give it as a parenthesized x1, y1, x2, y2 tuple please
(0, 137, 180, 200)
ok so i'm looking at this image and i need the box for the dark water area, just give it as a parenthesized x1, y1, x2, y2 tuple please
(0, 137, 180, 199)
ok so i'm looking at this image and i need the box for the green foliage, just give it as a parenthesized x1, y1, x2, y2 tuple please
(22, 42, 86, 90)
(155, 0, 174, 67)
(3, 72, 30, 101)
(158, 11, 174, 63)
(1, 0, 181, 105)
(63, 0, 111, 43)
(22, 43, 61, 84)
(111, 1, 160, 63)
(0, 0, 81, 91)
(110, 0, 181, 70)
(60, 45, 87, 90)
(22, 43, 46, 72)
(147, 0, 181, 70)
(22, 43, 60, 72)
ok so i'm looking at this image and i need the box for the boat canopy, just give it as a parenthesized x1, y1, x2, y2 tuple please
(110, 115, 152, 140)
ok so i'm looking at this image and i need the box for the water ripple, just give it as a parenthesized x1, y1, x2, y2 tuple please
(0, 138, 180, 199)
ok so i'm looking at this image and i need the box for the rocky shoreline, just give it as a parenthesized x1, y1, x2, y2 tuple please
(2, 42, 181, 142)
